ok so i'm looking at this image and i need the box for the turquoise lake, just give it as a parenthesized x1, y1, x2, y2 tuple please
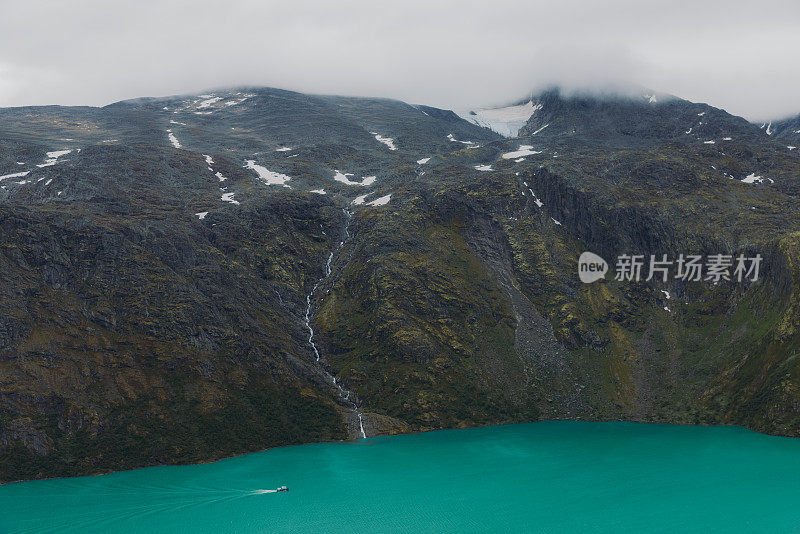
(2, 421, 800, 533)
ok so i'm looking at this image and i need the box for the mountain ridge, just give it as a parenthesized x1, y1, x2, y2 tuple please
(1, 84, 799, 483)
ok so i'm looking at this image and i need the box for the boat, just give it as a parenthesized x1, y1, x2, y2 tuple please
(276, 486, 289, 492)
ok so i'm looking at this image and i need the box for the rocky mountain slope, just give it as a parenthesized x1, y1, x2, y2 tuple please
(771, 113, 800, 145)
(1, 87, 799, 482)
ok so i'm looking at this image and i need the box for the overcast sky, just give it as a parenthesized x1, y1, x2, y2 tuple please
(1, 0, 798, 120)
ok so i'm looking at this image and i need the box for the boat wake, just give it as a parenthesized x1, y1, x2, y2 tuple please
(6, 483, 288, 533)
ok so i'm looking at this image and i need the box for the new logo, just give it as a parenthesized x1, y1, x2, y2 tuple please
(578, 252, 608, 283)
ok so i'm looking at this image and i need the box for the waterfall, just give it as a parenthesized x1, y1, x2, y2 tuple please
(303, 209, 366, 439)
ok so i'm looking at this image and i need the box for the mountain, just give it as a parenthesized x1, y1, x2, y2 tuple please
(771, 113, 800, 145)
(1, 86, 799, 482)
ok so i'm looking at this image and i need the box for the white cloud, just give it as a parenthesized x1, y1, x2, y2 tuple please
(0, 0, 798, 120)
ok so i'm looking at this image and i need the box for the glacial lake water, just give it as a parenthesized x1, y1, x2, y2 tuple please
(1, 421, 800, 533)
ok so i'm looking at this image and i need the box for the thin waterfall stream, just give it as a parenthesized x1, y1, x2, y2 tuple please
(302, 209, 365, 438)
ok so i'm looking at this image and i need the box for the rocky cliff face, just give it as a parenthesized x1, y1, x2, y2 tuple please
(772, 114, 800, 144)
(1, 87, 799, 482)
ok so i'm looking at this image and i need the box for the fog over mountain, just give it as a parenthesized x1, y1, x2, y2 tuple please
(1, 0, 799, 120)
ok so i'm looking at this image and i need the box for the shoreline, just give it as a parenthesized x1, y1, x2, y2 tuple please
(3, 416, 798, 487)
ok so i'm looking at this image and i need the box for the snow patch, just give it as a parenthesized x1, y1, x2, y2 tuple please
(455, 101, 542, 137)
(502, 145, 542, 159)
(370, 132, 397, 150)
(310, 189, 327, 195)
(166, 130, 181, 148)
(529, 189, 543, 207)
(334, 170, 359, 185)
(195, 212, 208, 219)
(474, 164, 493, 172)
(37, 150, 72, 167)
(223, 94, 255, 107)
(530, 124, 550, 135)
(447, 133, 479, 146)
(333, 170, 375, 186)
(245, 160, 292, 187)
(197, 96, 222, 109)
(0, 170, 31, 181)
(203, 155, 228, 182)
(221, 192, 240, 204)
(352, 193, 370, 205)
(417, 157, 431, 164)
(741, 173, 764, 184)
(367, 194, 391, 206)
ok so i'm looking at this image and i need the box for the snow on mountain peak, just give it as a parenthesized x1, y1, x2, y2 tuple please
(455, 100, 542, 137)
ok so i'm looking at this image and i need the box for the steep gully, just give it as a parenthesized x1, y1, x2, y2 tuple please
(464, 213, 589, 418)
(303, 209, 366, 438)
